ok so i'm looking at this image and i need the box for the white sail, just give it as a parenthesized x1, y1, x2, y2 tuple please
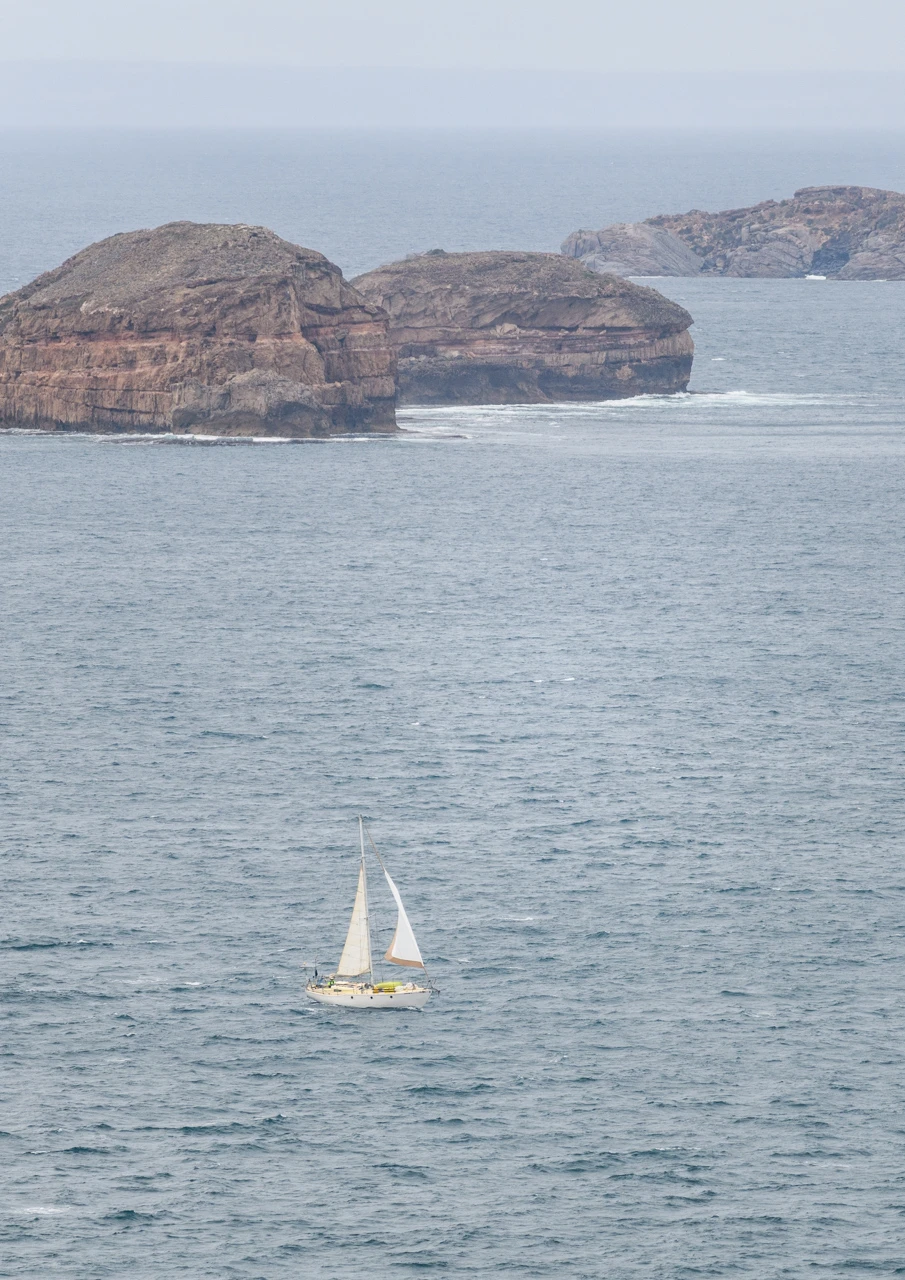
(336, 862, 372, 976)
(382, 869, 425, 969)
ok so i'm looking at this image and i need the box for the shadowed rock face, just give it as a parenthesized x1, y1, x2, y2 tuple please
(352, 250, 693, 404)
(563, 186, 905, 279)
(0, 222, 397, 436)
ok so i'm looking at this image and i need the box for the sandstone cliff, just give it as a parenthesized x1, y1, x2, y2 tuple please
(563, 186, 905, 279)
(0, 222, 396, 436)
(352, 251, 693, 404)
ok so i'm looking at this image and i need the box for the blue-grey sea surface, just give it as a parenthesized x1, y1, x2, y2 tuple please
(2, 131, 905, 1278)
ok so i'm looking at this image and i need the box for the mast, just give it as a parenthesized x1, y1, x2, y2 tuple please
(359, 814, 374, 985)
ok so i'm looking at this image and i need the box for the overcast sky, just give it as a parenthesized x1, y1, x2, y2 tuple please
(2, 0, 905, 72)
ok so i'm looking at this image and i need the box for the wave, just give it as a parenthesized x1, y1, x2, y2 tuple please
(0, 937, 113, 951)
(0, 427, 392, 446)
(400, 389, 886, 424)
(102, 1209, 166, 1223)
(11, 1206, 71, 1216)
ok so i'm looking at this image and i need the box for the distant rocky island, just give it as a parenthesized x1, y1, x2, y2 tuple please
(563, 186, 905, 279)
(353, 250, 693, 404)
(0, 228, 695, 435)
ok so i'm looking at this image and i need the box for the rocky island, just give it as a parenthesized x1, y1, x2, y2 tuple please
(0, 222, 397, 436)
(352, 250, 693, 403)
(563, 186, 905, 279)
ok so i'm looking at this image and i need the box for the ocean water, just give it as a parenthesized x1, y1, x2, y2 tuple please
(2, 131, 905, 1278)
(3, 128, 905, 289)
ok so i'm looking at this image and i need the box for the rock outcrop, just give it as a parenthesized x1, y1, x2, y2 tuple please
(562, 223, 703, 278)
(563, 186, 905, 279)
(351, 251, 693, 404)
(0, 222, 396, 436)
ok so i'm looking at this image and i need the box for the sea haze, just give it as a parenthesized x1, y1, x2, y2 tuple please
(2, 130, 905, 1278)
(3, 128, 905, 288)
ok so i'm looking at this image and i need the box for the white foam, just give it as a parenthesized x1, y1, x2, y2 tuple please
(400, 388, 845, 423)
(14, 1205, 70, 1215)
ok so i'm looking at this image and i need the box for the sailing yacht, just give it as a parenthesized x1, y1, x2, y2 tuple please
(306, 817, 432, 1010)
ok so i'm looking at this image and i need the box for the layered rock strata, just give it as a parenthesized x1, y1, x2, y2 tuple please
(352, 250, 693, 404)
(0, 222, 396, 436)
(563, 186, 905, 279)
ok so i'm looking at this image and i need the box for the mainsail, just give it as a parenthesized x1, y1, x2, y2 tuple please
(382, 869, 425, 969)
(336, 862, 372, 976)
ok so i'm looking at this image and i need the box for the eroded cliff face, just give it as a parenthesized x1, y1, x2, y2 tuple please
(351, 251, 693, 404)
(0, 222, 397, 436)
(563, 186, 905, 279)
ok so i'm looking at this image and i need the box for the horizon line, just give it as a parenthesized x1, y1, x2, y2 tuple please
(1, 60, 904, 76)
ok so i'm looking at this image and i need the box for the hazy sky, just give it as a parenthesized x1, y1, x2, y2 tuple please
(3, 0, 905, 72)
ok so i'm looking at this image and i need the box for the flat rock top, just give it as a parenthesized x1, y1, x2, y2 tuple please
(353, 250, 692, 334)
(651, 185, 905, 235)
(0, 222, 363, 339)
(4, 222, 331, 308)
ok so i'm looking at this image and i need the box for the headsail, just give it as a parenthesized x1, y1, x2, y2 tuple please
(336, 862, 372, 976)
(382, 869, 425, 969)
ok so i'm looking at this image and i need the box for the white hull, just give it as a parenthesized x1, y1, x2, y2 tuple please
(306, 982, 430, 1010)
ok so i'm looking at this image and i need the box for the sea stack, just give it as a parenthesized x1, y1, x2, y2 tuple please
(563, 186, 905, 279)
(0, 222, 397, 436)
(352, 251, 693, 404)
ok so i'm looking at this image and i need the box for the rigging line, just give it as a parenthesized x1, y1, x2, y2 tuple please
(363, 820, 387, 872)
